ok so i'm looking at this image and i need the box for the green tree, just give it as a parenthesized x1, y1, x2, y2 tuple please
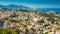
(37, 20, 44, 23)
(10, 12, 18, 18)
(9, 19, 20, 23)
(0, 28, 18, 34)
(0, 31, 6, 34)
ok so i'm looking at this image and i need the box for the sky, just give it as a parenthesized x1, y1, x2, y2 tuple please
(0, 0, 60, 8)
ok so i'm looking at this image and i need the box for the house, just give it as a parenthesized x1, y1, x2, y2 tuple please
(0, 12, 7, 18)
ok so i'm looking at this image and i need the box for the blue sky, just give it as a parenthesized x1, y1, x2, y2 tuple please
(0, 0, 60, 8)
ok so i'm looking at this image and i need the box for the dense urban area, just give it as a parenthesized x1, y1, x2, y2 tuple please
(0, 8, 60, 34)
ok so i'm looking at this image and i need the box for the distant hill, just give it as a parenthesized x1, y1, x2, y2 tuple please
(0, 4, 32, 10)
(36, 8, 60, 13)
(0, 5, 6, 8)
(0, 4, 60, 13)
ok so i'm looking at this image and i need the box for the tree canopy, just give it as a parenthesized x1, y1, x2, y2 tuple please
(0, 28, 18, 34)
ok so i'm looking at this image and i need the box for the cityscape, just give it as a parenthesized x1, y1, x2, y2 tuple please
(0, 0, 60, 34)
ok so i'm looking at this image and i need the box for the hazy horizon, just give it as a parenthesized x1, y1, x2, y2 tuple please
(0, 0, 60, 8)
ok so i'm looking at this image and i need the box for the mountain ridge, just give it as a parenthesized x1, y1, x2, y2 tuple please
(0, 4, 32, 10)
